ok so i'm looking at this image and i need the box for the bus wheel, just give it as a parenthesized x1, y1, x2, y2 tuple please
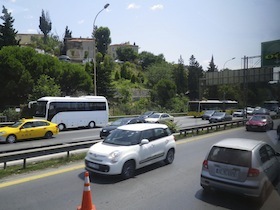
(58, 123, 66, 131)
(88, 121, 95, 129)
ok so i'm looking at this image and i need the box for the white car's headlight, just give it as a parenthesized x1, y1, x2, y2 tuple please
(0, 131, 6, 136)
(108, 150, 122, 163)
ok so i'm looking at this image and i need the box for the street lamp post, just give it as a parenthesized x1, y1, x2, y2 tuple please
(93, 3, 110, 96)
(223, 57, 236, 70)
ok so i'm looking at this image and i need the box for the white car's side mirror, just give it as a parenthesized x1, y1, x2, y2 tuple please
(140, 139, 149, 145)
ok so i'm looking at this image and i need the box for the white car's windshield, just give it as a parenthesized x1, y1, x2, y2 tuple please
(104, 129, 141, 146)
(149, 114, 160, 118)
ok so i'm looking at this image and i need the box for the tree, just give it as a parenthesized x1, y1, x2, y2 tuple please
(59, 62, 93, 96)
(152, 79, 177, 107)
(29, 75, 61, 100)
(116, 47, 138, 62)
(187, 55, 204, 100)
(145, 62, 173, 88)
(61, 26, 72, 55)
(138, 51, 166, 70)
(0, 6, 19, 49)
(207, 55, 218, 72)
(39, 10, 52, 44)
(30, 33, 61, 55)
(0, 46, 33, 109)
(173, 56, 188, 95)
(96, 53, 115, 98)
(94, 27, 111, 55)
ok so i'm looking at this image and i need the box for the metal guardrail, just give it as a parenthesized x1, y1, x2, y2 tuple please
(178, 119, 246, 136)
(0, 140, 101, 169)
(0, 119, 246, 170)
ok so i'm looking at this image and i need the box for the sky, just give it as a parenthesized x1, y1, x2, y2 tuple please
(1, 0, 280, 70)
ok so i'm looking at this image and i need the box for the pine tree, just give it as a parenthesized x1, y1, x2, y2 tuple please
(207, 55, 218, 72)
(187, 55, 204, 100)
(61, 26, 72, 55)
(39, 10, 52, 44)
(0, 6, 19, 49)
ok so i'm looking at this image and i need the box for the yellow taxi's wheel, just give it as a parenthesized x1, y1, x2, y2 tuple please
(44, 131, 53, 139)
(6, 135, 16, 144)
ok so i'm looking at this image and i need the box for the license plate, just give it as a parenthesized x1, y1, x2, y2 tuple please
(88, 162, 99, 169)
(215, 168, 239, 178)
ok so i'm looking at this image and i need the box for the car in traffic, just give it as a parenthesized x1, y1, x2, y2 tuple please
(232, 109, 245, 117)
(245, 107, 255, 116)
(144, 113, 174, 123)
(252, 108, 270, 115)
(200, 138, 280, 202)
(245, 115, 274, 131)
(137, 111, 157, 121)
(85, 123, 176, 179)
(0, 118, 59, 143)
(201, 110, 217, 120)
(208, 112, 232, 123)
(100, 117, 145, 139)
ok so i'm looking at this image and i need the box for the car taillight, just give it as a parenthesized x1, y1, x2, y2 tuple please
(202, 160, 208, 169)
(248, 168, 259, 177)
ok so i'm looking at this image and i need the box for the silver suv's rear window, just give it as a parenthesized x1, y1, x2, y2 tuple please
(208, 146, 251, 167)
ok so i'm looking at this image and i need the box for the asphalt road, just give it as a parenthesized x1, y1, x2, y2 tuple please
(0, 127, 280, 210)
(0, 116, 210, 152)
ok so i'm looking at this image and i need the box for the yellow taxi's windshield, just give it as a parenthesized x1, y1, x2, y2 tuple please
(10, 121, 24, 128)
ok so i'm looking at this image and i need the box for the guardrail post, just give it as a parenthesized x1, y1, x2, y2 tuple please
(4, 162, 7, 169)
(23, 159, 27, 169)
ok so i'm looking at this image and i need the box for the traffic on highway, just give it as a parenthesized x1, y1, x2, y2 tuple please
(0, 116, 280, 210)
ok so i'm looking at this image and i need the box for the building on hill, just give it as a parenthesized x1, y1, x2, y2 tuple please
(16, 33, 44, 46)
(108, 42, 139, 60)
(65, 38, 94, 63)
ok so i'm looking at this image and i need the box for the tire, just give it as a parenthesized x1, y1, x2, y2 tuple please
(121, 160, 135, 179)
(58, 123, 66, 131)
(164, 149, 175, 164)
(88, 121, 95, 129)
(44, 131, 53, 139)
(6, 134, 16, 144)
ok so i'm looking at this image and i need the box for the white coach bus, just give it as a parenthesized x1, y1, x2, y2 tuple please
(29, 96, 109, 131)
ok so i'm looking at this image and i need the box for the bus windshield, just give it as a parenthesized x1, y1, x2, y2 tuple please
(34, 101, 47, 117)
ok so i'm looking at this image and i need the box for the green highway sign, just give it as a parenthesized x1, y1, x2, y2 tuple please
(261, 39, 280, 67)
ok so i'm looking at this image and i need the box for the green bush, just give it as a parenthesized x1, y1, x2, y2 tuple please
(3, 108, 20, 121)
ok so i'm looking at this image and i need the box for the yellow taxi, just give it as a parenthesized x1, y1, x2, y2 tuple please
(0, 118, 59, 143)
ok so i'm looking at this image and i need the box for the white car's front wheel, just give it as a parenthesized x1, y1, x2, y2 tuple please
(121, 160, 135, 179)
(164, 149, 175, 164)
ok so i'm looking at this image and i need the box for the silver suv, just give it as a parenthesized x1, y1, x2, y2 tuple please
(85, 123, 176, 179)
(200, 138, 280, 202)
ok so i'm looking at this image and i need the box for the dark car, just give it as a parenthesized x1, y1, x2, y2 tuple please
(246, 115, 274, 131)
(100, 117, 145, 138)
(202, 110, 217, 120)
(252, 108, 270, 115)
(209, 112, 232, 123)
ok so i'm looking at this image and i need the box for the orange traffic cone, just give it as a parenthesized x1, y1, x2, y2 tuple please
(77, 171, 96, 210)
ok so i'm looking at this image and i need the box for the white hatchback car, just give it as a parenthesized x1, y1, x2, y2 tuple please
(201, 138, 280, 202)
(85, 123, 176, 179)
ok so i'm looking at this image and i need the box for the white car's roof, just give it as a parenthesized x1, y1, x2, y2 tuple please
(118, 123, 168, 131)
(213, 138, 265, 151)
